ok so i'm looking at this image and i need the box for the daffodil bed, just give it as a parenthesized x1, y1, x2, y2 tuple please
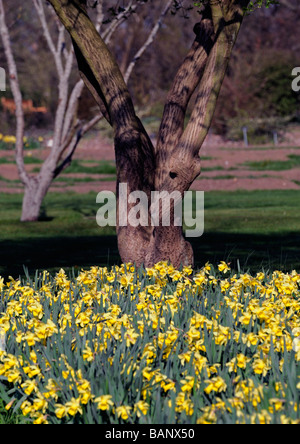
(0, 262, 300, 424)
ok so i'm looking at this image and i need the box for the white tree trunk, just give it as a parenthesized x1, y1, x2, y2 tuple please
(21, 175, 52, 222)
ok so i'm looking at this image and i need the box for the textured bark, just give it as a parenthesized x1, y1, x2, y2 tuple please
(48, 0, 250, 268)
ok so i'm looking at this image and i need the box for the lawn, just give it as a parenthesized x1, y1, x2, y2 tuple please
(0, 189, 300, 279)
(242, 155, 300, 171)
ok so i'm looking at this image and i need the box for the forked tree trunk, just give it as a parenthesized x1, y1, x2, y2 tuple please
(48, 0, 250, 268)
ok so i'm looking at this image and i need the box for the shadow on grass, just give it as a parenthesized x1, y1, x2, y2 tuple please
(0, 231, 300, 280)
(0, 236, 120, 280)
(193, 231, 300, 273)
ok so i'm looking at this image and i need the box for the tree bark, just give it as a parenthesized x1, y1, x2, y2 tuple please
(21, 178, 48, 222)
(21, 181, 42, 222)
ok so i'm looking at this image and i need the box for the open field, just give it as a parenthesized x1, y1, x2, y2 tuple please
(0, 190, 300, 279)
(1, 129, 300, 194)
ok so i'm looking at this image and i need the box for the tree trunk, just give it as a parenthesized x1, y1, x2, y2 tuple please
(48, 0, 249, 268)
(21, 174, 52, 222)
(21, 180, 41, 222)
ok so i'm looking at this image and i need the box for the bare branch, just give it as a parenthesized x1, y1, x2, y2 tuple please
(56, 21, 65, 54)
(50, 49, 74, 157)
(53, 128, 82, 178)
(61, 79, 83, 142)
(94, 0, 104, 32)
(0, 0, 28, 186)
(33, 0, 64, 77)
(124, 0, 173, 84)
(101, 0, 136, 44)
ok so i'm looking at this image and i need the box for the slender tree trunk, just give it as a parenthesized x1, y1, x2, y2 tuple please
(20, 172, 53, 222)
(21, 180, 43, 222)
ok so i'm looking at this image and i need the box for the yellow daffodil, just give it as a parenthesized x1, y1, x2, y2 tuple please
(252, 358, 271, 377)
(21, 380, 38, 396)
(218, 261, 231, 274)
(65, 397, 83, 416)
(116, 405, 132, 421)
(55, 404, 68, 419)
(204, 377, 227, 395)
(3, 135, 16, 144)
(94, 395, 114, 411)
(134, 401, 149, 417)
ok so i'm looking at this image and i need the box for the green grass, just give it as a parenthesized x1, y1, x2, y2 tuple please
(0, 192, 119, 279)
(31, 159, 117, 175)
(0, 175, 19, 183)
(198, 189, 300, 272)
(0, 156, 42, 164)
(242, 155, 300, 171)
(221, 145, 300, 151)
(0, 190, 300, 279)
(54, 176, 117, 184)
(62, 159, 116, 175)
(201, 166, 225, 172)
(201, 175, 236, 180)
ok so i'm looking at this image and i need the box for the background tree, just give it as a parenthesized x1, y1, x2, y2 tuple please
(0, 0, 173, 221)
(45, 0, 268, 268)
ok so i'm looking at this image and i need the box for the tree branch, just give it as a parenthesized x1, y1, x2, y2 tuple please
(55, 0, 169, 182)
(124, 0, 173, 84)
(53, 128, 82, 178)
(101, 0, 137, 44)
(179, 1, 246, 158)
(61, 1, 105, 143)
(155, 0, 247, 193)
(156, 12, 215, 161)
(48, 0, 139, 136)
(279, 0, 298, 10)
(33, 0, 64, 77)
